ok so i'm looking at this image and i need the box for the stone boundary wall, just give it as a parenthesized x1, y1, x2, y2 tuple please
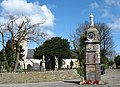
(0, 69, 80, 83)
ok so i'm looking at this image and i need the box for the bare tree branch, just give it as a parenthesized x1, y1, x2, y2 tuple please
(0, 16, 47, 72)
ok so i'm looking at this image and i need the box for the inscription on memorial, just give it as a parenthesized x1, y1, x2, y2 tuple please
(86, 53, 96, 64)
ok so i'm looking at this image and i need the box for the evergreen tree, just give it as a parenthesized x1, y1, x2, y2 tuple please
(114, 55, 120, 68)
(34, 37, 71, 69)
(0, 40, 24, 71)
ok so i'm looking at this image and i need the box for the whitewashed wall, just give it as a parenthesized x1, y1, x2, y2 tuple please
(61, 59, 79, 68)
(19, 59, 42, 69)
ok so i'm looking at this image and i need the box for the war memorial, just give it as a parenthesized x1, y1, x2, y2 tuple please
(84, 14, 101, 81)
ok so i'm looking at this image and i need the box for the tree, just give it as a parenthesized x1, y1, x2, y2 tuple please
(0, 31, 10, 71)
(101, 57, 109, 68)
(108, 60, 114, 67)
(72, 34, 85, 66)
(70, 22, 114, 64)
(114, 55, 120, 68)
(96, 23, 114, 58)
(0, 40, 24, 71)
(34, 37, 71, 69)
(0, 16, 46, 72)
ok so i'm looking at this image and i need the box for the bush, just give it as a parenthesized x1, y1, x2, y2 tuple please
(118, 65, 120, 69)
(76, 65, 84, 77)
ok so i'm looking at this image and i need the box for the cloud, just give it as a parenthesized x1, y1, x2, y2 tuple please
(89, 0, 120, 30)
(0, 0, 55, 37)
(100, 9, 110, 18)
(105, 0, 120, 7)
(89, 2, 99, 9)
(102, 0, 120, 30)
(103, 14, 120, 30)
(108, 17, 120, 30)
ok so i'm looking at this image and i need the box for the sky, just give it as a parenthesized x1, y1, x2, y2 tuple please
(0, 0, 120, 55)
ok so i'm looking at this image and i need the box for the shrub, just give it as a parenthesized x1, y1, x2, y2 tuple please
(118, 65, 120, 69)
(76, 65, 84, 77)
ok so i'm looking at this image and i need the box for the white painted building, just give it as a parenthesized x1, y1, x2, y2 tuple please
(19, 38, 42, 69)
(19, 57, 42, 69)
(61, 59, 79, 69)
(19, 38, 79, 70)
(21, 38, 28, 60)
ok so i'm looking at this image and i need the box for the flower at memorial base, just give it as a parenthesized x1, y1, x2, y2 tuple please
(86, 80, 92, 84)
(79, 79, 107, 85)
(93, 80, 99, 84)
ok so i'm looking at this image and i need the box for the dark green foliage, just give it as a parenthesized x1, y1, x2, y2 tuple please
(108, 60, 114, 67)
(101, 57, 109, 68)
(114, 55, 120, 68)
(100, 49, 107, 59)
(76, 65, 84, 77)
(0, 50, 4, 62)
(0, 40, 24, 71)
(79, 35, 85, 65)
(34, 37, 71, 69)
(72, 34, 85, 66)
(34, 37, 71, 58)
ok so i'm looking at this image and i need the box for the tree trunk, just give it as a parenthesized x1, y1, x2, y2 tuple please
(13, 42, 20, 72)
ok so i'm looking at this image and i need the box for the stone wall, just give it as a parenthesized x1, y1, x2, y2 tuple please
(0, 69, 80, 83)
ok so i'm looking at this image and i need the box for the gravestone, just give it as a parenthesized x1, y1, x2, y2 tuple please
(33, 63, 39, 70)
(84, 14, 101, 80)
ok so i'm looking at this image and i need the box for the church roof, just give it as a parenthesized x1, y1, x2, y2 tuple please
(70, 50, 78, 59)
(27, 49, 34, 59)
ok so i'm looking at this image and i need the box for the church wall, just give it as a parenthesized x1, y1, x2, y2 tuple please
(19, 59, 42, 69)
(62, 59, 79, 68)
